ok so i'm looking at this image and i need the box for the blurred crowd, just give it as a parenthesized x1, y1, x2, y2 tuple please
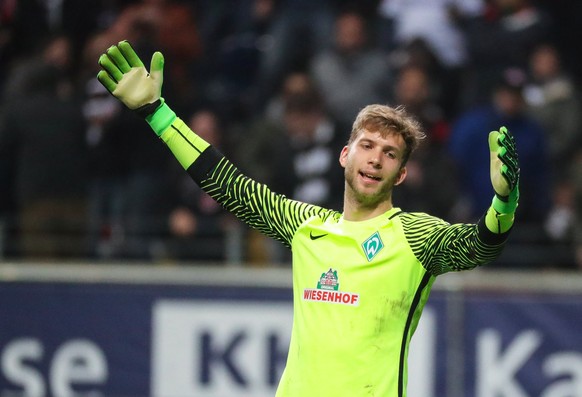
(1, 0, 582, 269)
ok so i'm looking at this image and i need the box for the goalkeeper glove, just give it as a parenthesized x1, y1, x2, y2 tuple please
(489, 126, 520, 214)
(97, 41, 174, 135)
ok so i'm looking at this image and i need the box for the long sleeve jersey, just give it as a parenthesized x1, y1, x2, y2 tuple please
(158, 114, 510, 397)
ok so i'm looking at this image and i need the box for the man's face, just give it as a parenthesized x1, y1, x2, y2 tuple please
(493, 88, 524, 117)
(339, 129, 407, 207)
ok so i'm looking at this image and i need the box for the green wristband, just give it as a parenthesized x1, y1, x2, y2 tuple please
(491, 194, 518, 214)
(146, 99, 176, 136)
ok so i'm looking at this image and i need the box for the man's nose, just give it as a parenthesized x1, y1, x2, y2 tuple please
(368, 152, 382, 168)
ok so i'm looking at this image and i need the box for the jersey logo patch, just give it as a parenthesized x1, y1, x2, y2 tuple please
(362, 231, 384, 262)
(317, 268, 339, 290)
(303, 268, 359, 306)
(310, 231, 328, 240)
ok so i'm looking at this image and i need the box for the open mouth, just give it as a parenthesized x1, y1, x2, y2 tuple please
(359, 171, 381, 181)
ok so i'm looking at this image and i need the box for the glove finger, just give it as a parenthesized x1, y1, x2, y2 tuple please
(98, 54, 123, 83)
(107, 45, 132, 73)
(488, 130, 500, 152)
(498, 151, 519, 183)
(118, 40, 145, 68)
(498, 142, 519, 173)
(149, 51, 165, 75)
(500, 167, 513, 191)
(96, 70, 117, 94)
(499, 129, 517, 152)
(497, 148, 519, 180)
(501, 164, 518, 191)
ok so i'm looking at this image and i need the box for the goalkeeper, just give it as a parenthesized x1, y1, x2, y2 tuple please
(97, 41, 519, 397)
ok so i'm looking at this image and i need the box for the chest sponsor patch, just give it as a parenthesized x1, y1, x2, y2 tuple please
(303, 268, 359, 306)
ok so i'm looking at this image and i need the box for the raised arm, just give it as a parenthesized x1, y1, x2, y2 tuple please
(97, 40, 332, 247)
(402, 126, 520, 275)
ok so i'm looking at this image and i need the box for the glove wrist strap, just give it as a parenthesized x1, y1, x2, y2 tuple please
(146, 99, 176, 137)
(491, 194, 518, 214)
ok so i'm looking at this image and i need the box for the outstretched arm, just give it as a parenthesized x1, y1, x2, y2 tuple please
(403, 127, 520, 275)
(96, 41, 332, 246)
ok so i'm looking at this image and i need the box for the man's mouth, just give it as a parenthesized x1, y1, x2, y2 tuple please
(359, 171, 381, 181)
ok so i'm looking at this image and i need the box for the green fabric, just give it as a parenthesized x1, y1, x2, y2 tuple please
(190, 155, 509, 397)
(491, 191, 519, 215)
(159, 116, 210, 169)
(146, 100, 176, 137)
(485, 205, 515, 233)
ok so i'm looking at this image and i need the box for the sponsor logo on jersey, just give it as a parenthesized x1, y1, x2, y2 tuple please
(317, 268, 339, 290)
(303, 268, 359, 306)
(309, 231, 328, 240)
(362, 231, 384, 262)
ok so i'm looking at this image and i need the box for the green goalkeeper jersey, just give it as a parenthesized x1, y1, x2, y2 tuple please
(160, 116, 509, 397)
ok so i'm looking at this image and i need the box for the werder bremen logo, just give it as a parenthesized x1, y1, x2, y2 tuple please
(362, 231, 384, 262)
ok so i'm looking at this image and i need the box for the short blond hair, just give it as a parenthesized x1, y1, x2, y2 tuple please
(348, 104, 426, 165)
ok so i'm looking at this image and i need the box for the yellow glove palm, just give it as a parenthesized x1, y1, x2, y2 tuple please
(97, 41, 164, 115)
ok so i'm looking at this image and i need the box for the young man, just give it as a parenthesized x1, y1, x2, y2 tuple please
(97, 41, 519, 397)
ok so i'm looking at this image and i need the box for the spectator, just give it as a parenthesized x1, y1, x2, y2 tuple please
(241, 73, 344, 210)
(0, 35, 88, 259)
(105, 0, 204, 116)
(254, 0, 335, 109)
(196, 0, 275, 121)
(448, 67, 550, 224)
(523, 43, 581, 245)
(238, 71, 319, 184)
(377, 0, 485, 116)
(82, 70, 129, 259)
(164, 108, 237, 262)
(310, 10, 391, 128)
(524, 42, 582, 181)
(377, 0, 484, 69)
(237, 76, 345, 264)
(265, 71, 317, 124)
(572, 153, 582, 269)
(85, 5, 198, 260)
(389, 64, 458, 219)
(465, 0, 554, 106)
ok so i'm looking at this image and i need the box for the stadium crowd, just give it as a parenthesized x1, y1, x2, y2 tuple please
(1, 0, 582, 269)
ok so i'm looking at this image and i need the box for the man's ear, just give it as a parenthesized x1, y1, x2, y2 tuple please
(394, 166, 407, 186)
(339, 146, 349, 168)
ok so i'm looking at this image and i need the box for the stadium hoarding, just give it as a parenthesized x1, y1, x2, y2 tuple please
(0, 265, 581, 397)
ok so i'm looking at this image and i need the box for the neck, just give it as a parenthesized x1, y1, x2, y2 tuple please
(342, 190, 394, 222)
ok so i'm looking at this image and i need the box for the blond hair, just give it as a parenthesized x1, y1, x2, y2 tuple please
(348, 104, 426, 165)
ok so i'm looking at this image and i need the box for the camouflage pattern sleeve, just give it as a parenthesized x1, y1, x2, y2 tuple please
(188, 147, 333, 247)
(399, 212, 509, 276)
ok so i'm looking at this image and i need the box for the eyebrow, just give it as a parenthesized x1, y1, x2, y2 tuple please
(359, 138, 401, 153)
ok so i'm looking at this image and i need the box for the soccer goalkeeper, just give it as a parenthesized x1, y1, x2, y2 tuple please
(97, 41, 519, 397)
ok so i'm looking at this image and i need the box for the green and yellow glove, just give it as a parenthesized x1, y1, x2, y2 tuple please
(97, 40, 210, 169)
(97, 40, 175, 136)
(489, 126, 520, 213)
(486, 126, 519, 233)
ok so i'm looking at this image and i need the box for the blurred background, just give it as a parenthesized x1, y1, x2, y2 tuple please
(1, 0, 582, 269)
(2, 2, 582, 397)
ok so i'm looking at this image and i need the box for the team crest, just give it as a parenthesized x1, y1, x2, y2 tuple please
(362, 231, 384, 262)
